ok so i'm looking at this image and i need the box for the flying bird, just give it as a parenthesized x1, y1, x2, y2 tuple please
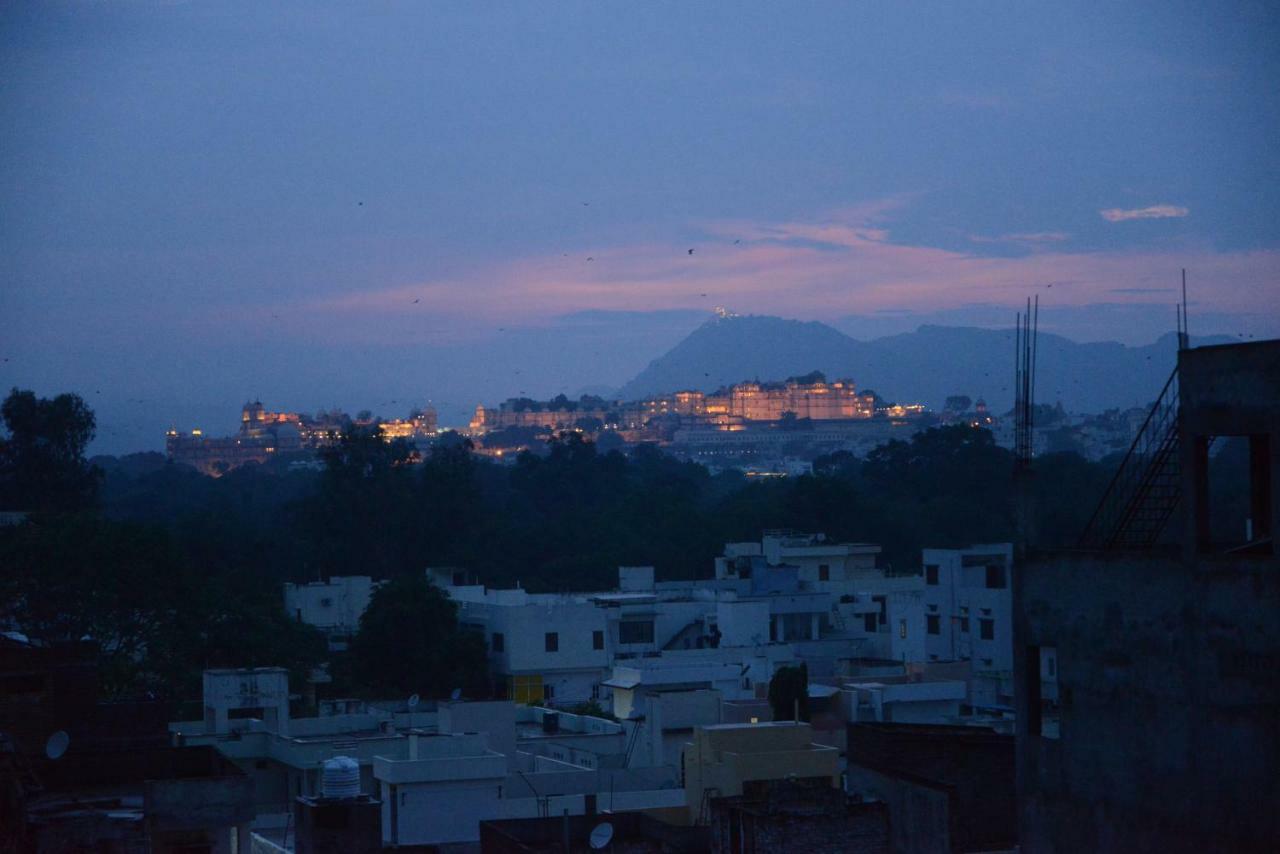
(413, 299, 420, 304)
(688, 248, 695, 255)
(587, 257, 594, 261)
(733, 239, 741, 245)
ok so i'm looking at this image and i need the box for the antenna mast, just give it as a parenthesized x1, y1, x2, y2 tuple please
(1178, 269, 1190, 350)
(1014, 295, 1040, 555)
(1014, 296, 1039, 472)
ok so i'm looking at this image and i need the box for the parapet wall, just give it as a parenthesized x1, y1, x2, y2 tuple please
(1014, 550, 1280, 852)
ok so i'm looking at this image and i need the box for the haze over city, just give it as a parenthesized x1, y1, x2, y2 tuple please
(3, 1, 1278, 455)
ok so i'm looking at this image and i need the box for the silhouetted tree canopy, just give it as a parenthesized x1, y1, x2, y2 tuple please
(768, 663, 810, 722)
(0, 388, 101, 513)
(347, 574, 489, 699)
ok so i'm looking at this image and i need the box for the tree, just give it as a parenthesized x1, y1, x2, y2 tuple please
(0, 388, 101, 513)
(0, 513, 325, 700)
(768, 663, 810, 722)
(347, 574, 489, 698)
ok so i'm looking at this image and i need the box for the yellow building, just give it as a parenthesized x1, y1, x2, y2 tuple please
(680, 722, 840, 823)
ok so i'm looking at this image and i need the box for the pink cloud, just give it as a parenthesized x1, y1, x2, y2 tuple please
(287, 204, 1277, 335)
(968, 231, 1071, 245)
(1100, 205, 1189, 222)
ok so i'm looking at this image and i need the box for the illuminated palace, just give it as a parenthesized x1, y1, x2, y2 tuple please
(166, 401, 437, 476)
(470, 373, 885, 437)
(647, 373, 877, 422)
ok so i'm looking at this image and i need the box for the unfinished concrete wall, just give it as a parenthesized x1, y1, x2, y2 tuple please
(1177, 341, 1280, 555)
(1014, 550, 1280, 852)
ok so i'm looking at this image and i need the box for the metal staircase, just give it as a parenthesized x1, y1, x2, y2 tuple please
(1080, 367, 1182, 549)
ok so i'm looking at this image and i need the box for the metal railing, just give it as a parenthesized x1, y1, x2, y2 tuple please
(1079, 367, 1181, 549)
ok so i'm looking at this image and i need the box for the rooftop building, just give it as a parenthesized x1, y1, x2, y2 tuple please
(680, 721, 841, 826)
(1014, 340, 1280, 852)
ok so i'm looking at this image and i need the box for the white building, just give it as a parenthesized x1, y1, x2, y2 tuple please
(283, 576, 382, 649)
(841, 678, 968, 724)
(717, 530, 882, 587)
(171, 669, 683, 849)
(920, 543, 1014, 706)
(445, 532, 934, 708)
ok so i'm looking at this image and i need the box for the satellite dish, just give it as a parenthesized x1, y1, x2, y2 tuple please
(449, 687, 462, 701)
(407, 694, 420, 710)
(589, 821, 614, 850)
(46, 730, 70, 760)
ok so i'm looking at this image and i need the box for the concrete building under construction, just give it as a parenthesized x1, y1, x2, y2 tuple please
(1014, 340, 1280, 853)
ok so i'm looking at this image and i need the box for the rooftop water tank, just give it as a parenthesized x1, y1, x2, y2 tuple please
(321, 755, 360, 799)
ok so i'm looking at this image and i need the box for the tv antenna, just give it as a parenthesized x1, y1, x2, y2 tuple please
(589, 821, 615, 850)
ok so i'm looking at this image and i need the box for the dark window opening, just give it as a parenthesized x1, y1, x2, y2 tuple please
(492, 632, 504, 652)
(592, 630, 604, 650)
(1027, 645, 1059, 739)
(227, 707, 265, 720)
(619, 620, 654, 645)
(980, 618, 994, 640)
(545, 632, 558, 652)
(925, 564, 939, 585)
(818, 564, 830, 581)
(926, 614, 941, 635)
(985, 565, 1006, 589)
(1201, 435, 1273, 553)
(864, 613, 877, 633)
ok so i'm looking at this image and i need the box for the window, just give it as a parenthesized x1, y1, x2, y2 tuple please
(818, 564, 830, 581)
(979, 618, 994, 640)
(925, 564, 939, 585)
(960, 606, 970, 633)
(1027, 645, 1059, 739)
(545, 632, 559, 652)
(492, 632, 505, 652)
(619, 620, 654, 645)
(543, 684, 555, 701)
(509, 674, 543, 704)
(592, 630, 604, 650)
(873, 595, 887, 626)
(926, 614, 941, 635)
(864, 613, 877, 633)
(985, 565, 1006, 589)
(320, 597, 333, 607)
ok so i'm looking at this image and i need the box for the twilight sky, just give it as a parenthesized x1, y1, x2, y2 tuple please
(2, 1, 1278, 453)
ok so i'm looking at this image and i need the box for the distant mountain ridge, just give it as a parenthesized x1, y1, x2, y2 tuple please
(616, 314, 1235, 413)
